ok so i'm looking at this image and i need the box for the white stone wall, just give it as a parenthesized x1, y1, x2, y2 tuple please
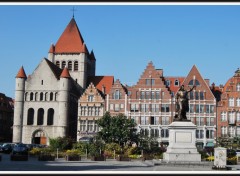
(53, 53, 88, 89)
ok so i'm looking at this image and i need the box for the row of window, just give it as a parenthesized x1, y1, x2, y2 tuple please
(79, 120, 99, 132)
(221, 126, 240, 137)
(132, 116, 215, 126)
(220, 111, 240, 122)
(56, 60, 79, 71)
(165, 79, 200, 87)
(27, 108, 54, 126)
(130, 104, 170, 113)
(189, 104, 215, 113)
(196, 129, 214, 139)
(79, 107, 101, 116)
(140, 128, 169, 138)
(25, 92, 57, 101)
(110, 103, 124, 112)
(141, 128, 214, 139)
(228, 98, 240, 107)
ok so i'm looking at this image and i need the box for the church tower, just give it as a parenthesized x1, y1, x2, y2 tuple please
(12, 66, 26, 143)
(48, 17, 95, 89)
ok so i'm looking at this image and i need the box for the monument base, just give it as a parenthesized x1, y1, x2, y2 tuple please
(163, 121, 201, 163)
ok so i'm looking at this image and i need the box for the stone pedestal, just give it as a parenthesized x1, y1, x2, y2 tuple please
(163, 121, 201, 162)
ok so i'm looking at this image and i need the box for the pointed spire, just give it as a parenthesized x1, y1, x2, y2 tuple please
(48, 44, 55, 53)
(54, 18, 85, 53)
(16, 66, 27, 78)
(90, 50, 96, 61)
(60, 67, 71, 78)
(82, 43, 89, 54)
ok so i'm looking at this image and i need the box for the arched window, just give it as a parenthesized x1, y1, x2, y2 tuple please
(40, 92, 44, 101)
(62, 61, 66, 68)
(56, 61, 60, 68)
(30, 92, 34, 101)
(25, 92, 28, 101)
(189, 79, 200, 86)
(74, 61, 78, 71)
(47, 108, 54, 125)
(50, 92, 53, 101)
(68, 61, 72, 71)
(27, 108, 34, 125)
(37, 108, 44, 125)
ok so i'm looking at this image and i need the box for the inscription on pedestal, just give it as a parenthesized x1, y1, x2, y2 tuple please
(175, 132, 192, 143)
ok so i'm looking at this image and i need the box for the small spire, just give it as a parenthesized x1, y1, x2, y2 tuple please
(16, 66, 27, 78)
(60, 67, 71, 78)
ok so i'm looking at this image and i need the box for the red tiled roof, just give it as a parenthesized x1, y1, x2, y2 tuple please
(60, 67, 71, 78)
(54, 18, 87, 54)
(165, 77, 185, 94)
(16, 66, 27, 78)
(87, 76, 114, 94)
(48, 44, 55, 53)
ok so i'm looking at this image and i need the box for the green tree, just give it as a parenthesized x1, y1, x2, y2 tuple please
(96, 112, 138, 148)
(49, 136, 73, 151)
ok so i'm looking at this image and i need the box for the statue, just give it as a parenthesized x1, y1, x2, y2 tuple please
(174, 85, 196, 121)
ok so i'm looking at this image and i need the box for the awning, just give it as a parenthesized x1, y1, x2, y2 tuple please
(206, 142, 214, 147)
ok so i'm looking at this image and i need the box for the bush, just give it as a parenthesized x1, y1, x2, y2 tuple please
(29, 148, 42, 156)
(65, 149, 81, 156)
(29, 147, 53, 156)
(129, 154, 141, 159)
(49, 137, 73, 151)
(227, 156, 237, 165)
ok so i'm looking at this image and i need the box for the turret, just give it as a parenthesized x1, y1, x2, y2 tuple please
(58, 67, 71, 137)
(12, 66, 27, 143)
(48, 44, 55, 63)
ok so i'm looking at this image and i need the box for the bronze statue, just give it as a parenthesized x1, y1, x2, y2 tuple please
(174, 85, 196, 121)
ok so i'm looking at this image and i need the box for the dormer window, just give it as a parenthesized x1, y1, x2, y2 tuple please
(166, 80, 170, 87)
(174, 80, 179, 86)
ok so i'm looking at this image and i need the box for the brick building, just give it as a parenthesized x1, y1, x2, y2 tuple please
(0, 93, 14, 142)
(217, 68, 240, 139)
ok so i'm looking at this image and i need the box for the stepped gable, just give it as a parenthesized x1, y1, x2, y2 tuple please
(136, 61, 167, 88)
(223, 68, 240, 92)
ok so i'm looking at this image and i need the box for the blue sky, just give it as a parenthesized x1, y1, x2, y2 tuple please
(1, 3, 240, 98)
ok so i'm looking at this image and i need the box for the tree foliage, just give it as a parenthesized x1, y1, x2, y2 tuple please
(96, 112, 138, 148)
(49, 136, 73, 151)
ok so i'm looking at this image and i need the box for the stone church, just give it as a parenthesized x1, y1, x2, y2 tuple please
(13, 17, 96, 145)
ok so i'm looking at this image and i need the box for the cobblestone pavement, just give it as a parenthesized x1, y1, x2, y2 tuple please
(0, 154, 239, 174)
